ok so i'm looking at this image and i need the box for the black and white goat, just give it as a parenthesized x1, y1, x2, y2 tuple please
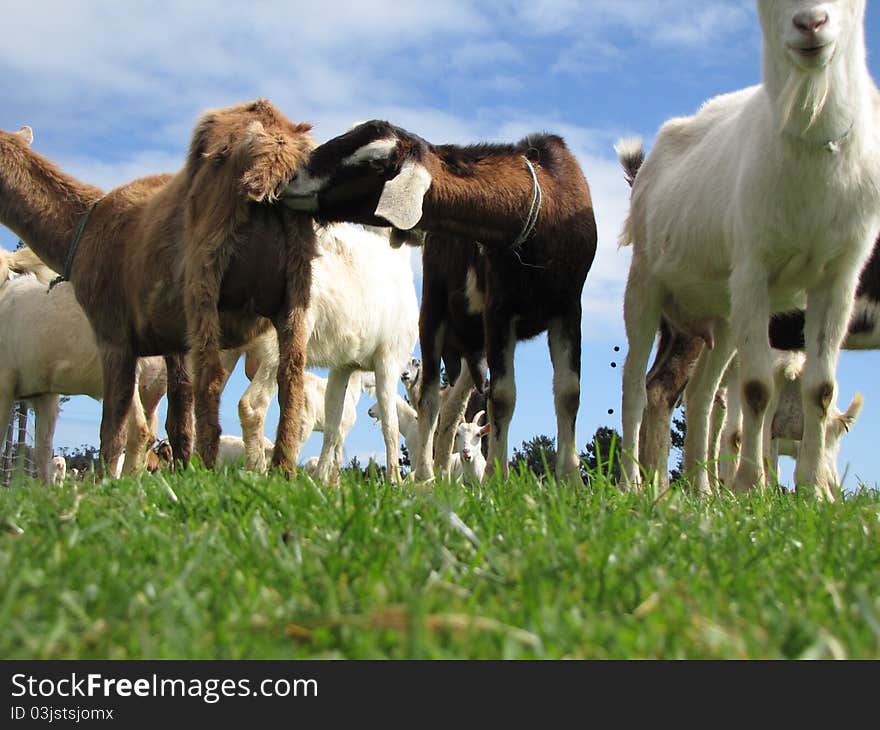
(285, 121, 597, 482)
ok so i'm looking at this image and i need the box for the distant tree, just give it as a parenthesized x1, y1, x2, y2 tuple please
(580, 426, 622, 482)
(340, 455, 387, 481)
(59, 443, 101, 474)
(510, 434, 557, 478)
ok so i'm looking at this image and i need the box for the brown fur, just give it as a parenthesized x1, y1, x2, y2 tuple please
(0, 99, 316, 472)
(291, 122, 597, 481)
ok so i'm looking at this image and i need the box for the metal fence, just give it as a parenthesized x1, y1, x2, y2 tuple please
(1, 402, 36, 487)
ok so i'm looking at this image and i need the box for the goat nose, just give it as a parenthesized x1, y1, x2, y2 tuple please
(793, 9, 828, 35)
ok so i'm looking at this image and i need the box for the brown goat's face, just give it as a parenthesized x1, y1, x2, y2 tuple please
(284, 120, 433, 230)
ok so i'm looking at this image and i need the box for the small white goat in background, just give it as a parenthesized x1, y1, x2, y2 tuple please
(368, 396, 419, 466)
(451, 410, 489, 484)
(50, 455, 66, 487)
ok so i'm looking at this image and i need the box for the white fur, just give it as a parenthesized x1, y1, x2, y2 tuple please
(619, 0, 880, 499)
(220, 223, 418, 481)
(0, 248, 166, 482)
(216, 434, 274, 467)
(369, 395, 420, 461)
(50, 455, 66, 486)
(453, 410, 489, 484)
(342, 138, 397, 166)
(716, 350, 863, 487)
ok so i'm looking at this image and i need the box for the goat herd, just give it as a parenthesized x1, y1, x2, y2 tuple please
(2, 1, 879, 500)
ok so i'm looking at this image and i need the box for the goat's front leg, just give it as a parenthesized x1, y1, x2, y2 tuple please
(797, 273, 860, 499)
(548, 311, 583, 482)
(164, 354, 193, 468)
(373, 358, 402, 484)
(484, 314, 517, 481)
(98, 345, 137, 478)
(272, 291, 310, 477)
(730, 263, 773, 493)
(316, 368, 353, 484)
(32, 393, 60, 484)
(641, 325, 704, 490)
(682, 322, 733, 496)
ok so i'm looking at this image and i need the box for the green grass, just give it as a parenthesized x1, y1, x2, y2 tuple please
(1, 466, 879, 659)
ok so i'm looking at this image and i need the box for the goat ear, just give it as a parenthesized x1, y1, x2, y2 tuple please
(375, 162, 432, 230)
(16, 126, 34, 146)
(479, 424, 491, 436)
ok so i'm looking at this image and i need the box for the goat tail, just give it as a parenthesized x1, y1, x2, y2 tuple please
(614, 137, 644, 188)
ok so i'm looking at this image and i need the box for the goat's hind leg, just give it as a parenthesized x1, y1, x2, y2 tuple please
(434, 360, 473, 476)
(484, 316, 517, 481)
(374, 357, 403, 484)
(548, 310, 582, 482)
(641, 323, 703, 490)
(730, 264, 773, 493)
(32, 393, 60, 484)
(621, 265, 664, 489)
(682, 323, 733, 496)
(315, 368, 353, 484)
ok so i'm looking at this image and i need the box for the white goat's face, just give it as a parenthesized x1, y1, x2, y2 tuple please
(400, 358, 421, 387)
(455, 424, 481, 463)
(759, 1, 859, 71)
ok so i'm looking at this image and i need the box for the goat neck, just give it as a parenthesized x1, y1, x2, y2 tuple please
(0, 128, 103, 274)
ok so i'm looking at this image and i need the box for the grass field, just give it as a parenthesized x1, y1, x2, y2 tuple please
(1, 465, 879, 659)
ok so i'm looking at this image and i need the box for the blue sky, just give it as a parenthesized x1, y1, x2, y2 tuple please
(1, 1, 878, 488)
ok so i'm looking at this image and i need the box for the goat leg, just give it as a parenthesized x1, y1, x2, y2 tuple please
(98, 346, 137, 478)
(164, 354, 193, 469)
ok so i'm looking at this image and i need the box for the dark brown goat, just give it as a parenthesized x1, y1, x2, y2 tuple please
(285, 121, 597, 481)
(0, 100, 316, 473)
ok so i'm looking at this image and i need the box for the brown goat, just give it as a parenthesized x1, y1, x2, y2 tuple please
(0, 100, 316, 473)
(285, 121, 597, 482)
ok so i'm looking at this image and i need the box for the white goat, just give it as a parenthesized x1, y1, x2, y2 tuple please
(50, 455, 66, 486)
(400, 356, 422, 406)
(451, 410, 489, 484)
(216, 434, 274, 468)
(618, 1, 880, 499)
(220, 223, 418, 481)
(0, 248, 166, 482)
(368, 395, 420, 463)
(716, 351, 863, 487)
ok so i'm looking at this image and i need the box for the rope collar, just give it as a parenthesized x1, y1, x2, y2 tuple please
(512, 156, 543, 248)
(48, 198, 101, 291)
(784, 119, 854, 154)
